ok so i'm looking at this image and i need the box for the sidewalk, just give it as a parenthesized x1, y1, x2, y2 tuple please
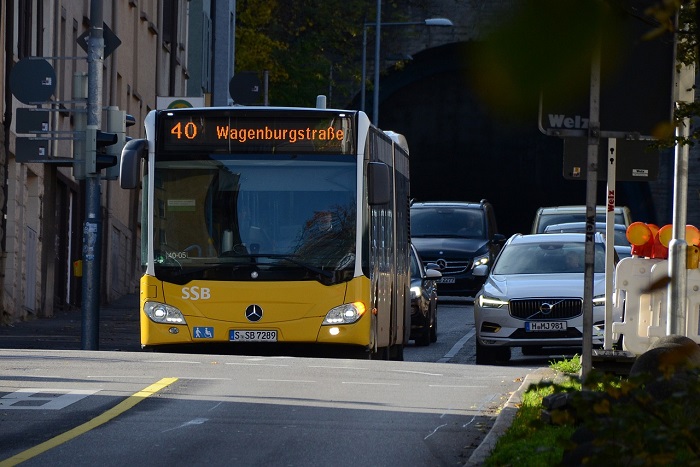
(0, 293, 141, 351)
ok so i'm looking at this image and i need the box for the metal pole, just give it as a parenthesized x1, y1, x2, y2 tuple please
(263, 70, 269, 106)
(582, 37, 602, 380)
(372, 0, 381, 126)
(604, 138, 616, 350)
(361, 26, 367, 112)
(82, 0, 105, 350)
(668, 118, 689, 335)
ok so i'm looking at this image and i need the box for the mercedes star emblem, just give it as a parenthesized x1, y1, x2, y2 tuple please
(245, 304, 263, 322)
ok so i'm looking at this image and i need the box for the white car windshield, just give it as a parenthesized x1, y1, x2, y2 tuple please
(492, 242, 607, 274)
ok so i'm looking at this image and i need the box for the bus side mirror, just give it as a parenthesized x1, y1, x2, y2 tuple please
(368, 162, 390, 205)
(119, 138, 149, 189)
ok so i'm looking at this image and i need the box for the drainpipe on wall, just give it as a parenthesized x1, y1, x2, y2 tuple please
(2, 1, 15, 304)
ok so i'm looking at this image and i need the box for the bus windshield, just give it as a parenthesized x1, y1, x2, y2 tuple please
(148, 154, 357, 284)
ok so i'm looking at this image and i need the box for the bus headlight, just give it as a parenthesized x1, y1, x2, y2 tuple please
(322, 302, 366, 325)
(144, 301, 187, 324)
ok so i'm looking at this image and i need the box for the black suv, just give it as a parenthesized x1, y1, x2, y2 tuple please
(410, 200, 505, 297)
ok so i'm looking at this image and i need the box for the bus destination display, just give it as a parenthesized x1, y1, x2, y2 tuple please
(158, 112, 355, 154)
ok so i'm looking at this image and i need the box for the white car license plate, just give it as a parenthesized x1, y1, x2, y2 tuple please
(437, 277, 455, 284)
(525, 321, 566, 332)
(230, 330, 278, 342)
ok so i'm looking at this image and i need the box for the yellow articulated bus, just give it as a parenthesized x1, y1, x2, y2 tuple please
(119, 104, 411, 359)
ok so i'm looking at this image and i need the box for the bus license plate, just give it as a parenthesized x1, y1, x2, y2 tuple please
(230, 330, 278, 342)
(525, 321, 566, 332)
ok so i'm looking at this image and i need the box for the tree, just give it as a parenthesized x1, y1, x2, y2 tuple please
(235, 0, 402, 108)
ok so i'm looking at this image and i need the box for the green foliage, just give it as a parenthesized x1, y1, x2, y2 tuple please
(235, 0, 289, 89)
(549, 354, 581, 375)
(563, 368, 700, 465)
(643, 0, 699, 148)
(485, 378, 579, 466)
(233, 0, 415, 107)
(487, 367, 700, 466)
(235, 0, 380, 107)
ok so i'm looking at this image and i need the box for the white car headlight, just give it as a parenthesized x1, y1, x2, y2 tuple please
(471, 253, 489, 270)
(323, 302, 366, 325)
(592, 294, 606, 307)
(144, 301, 187, 324)
(410, 286, 421, 299)
(477, 295, 508, 309)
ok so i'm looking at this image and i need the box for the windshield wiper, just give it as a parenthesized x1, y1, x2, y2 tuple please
(248, 253, 334, 279)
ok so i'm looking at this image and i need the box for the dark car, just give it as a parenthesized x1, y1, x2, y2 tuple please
(410, 200, 506, 297)
(409, 243, 440, 346)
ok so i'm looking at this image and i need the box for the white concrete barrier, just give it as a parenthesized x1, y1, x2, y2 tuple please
(611, 257, 663, 355)
(685, 268, 700, 343)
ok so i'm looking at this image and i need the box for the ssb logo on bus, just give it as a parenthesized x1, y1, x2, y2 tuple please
(182, 286, 210, 300)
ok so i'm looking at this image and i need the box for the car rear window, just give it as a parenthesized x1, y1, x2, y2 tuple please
(537, 213, 625, 233)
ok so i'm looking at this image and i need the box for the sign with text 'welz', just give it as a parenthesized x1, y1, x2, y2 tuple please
(157, 109, 355, 155)
(540, 1, 674, 138)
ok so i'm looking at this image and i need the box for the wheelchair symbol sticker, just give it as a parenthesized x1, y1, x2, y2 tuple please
(193, 327, 214, 339)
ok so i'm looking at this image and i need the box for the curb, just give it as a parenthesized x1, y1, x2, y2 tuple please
(466, 367, 558, 466)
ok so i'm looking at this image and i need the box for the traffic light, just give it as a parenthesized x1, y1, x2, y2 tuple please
(104, 106, 126, 180)
(96, 129, 119, 170)
(75, 105, 133, 177)
(85, 124, 118, 174)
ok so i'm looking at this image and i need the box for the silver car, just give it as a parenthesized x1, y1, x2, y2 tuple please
(543, 222, 632, 259)
(473, 232, 617, 364)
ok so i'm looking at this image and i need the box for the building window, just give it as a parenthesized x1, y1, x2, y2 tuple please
(18, 0, 33, 58)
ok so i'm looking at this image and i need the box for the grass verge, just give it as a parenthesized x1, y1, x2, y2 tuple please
(483, 356, 581, 466)
(484, 354, 700, 466)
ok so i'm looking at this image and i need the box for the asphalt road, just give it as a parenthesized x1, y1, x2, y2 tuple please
(406, 297, 580, 367)
(0, 295, 562, 466)
(0, 348, 530, 466)
(0, 297, 552, 466)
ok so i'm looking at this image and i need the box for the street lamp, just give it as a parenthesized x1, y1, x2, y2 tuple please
(360, 17, 454, 125)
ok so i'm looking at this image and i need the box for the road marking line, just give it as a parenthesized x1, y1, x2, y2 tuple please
(0, 389, 98, 410)
(161, 417, 209, 433)
(225, 362, 290, 367)
(0, 377, 178, 467)
(308, 365, 367, 371)
(257, 379, 316, 383)
(341, 381, 400, 386)
(438, 329, 475, 363)
(428, 384, 488, 388)
(389, 369, 443, 376)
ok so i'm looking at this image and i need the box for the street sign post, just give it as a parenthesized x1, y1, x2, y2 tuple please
(77, 22, 121, 58)
(9, 58, 56, 105)
(536, 1, 677, 379)
(16, 108, 50, 133)
(563, 138, 659, 182)
(15, 138, 49, 162)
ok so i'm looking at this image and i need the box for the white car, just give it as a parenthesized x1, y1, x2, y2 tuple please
(543, 221, 632, 259)
(473, 232, 618, 364)
(531, 205, 632, 234)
